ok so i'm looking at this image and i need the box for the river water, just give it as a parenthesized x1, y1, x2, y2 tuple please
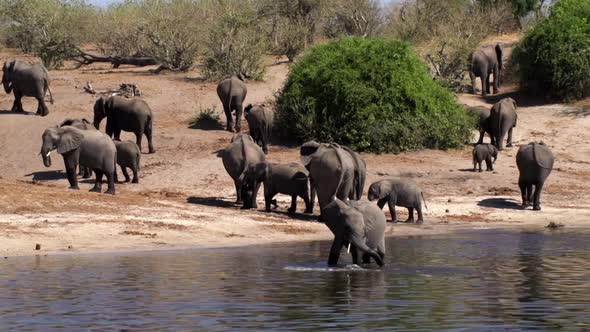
(1, 229, 589, 331)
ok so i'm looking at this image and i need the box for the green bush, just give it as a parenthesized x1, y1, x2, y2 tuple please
(275, 37, 475, 153)
(512, 0, 590, 100)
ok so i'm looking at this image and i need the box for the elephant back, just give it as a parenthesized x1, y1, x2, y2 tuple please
(223, 134, 265, 180)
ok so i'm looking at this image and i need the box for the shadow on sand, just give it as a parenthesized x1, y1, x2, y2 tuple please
(187, 196, 237, 209)
(478, 197, 522, 210)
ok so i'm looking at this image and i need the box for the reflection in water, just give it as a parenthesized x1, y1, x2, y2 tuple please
(0, 230, 589, 331)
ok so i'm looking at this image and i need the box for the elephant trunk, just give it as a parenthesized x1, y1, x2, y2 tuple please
(42, 150, 52, 168)
(2, 78, 11, 94)
(350, 233, 384, 267)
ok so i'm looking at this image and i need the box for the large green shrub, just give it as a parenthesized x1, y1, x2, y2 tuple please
(512, 0, 590, 100)
(275, 38, 475, 153)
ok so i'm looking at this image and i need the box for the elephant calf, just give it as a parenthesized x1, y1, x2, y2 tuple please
(242, 161, 312, 214)
(516, 142, 555, 211)
(114, 140, 141, 183)
(321, 199, 386, 267)
(473, 143, 498, 172)
(244, 103, 274, 154)
(368, 178, 426, 224)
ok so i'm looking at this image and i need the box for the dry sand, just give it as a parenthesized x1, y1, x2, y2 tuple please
(1, 40, 589, 257)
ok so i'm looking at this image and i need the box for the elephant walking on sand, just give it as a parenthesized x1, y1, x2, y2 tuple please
(244, 103, 274, 154)
(516, 142, 555, 211)
(321, 199, 386, 267)
(60, 118, 97, 179)
(40, 126, 117, 194)
(217, 75, 247, 133)
(222, 133, 266, 209)
(469, 44, 503, 96)
(300, 141, 355, 211)
(490, 97, 518, 151)
(93, 96, 155, 154)
(368, 178, 426, 224)
(2, 60, 53, 116)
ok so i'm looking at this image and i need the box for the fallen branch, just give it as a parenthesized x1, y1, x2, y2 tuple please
(83, 82, 141, 97)
(73, 48, 158, 69)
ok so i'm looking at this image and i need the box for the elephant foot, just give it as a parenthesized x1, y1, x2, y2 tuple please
(478, 169, 483, 173)
(404, 218, 414, 224)
(148, 149, 156, 154)
(89, 187, 102, 193)
(390, 220, 398, 224)
(416, 219, 424, 224)
(132, 179, 139, 184)
(124, 178, 131, 183)
(533, 205, 541, 211)
(304, 208, 313, 214)
(235, 200, 243, 205)
(287, 207, 296, 214)
(104, 188, 116, 195)
(68, 186, 80, 190)
(506, 143, 513, 147)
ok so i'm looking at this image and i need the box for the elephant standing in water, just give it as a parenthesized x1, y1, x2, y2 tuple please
(40, 126, 117, 194)
(469, 44, 503, 96)
(222, 133, 266, 209)
(321, 199, 386, 267)
(2, 60, 53, 116)
(93, 96, 155, 154)
(300, 141, 355, 211)
(490, 97, 518, 151)
(516, 142, 555, 211)
(217, 75, 247, 133)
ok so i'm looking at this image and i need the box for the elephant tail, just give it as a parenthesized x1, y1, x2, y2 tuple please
(421, 191, 428, 210)
(45, 79, 54, 105)
(227, 77, 234, 112)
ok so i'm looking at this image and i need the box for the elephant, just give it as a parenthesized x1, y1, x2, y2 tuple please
(241, 161, 312, 214)
(342, 145, 366, 200)
(222, 133, 266, 209)
(320, 199, 386, 267)
(367, 178, 426, 224)
(93, 96, 155, 154)
(300, 141, 355, 211)
(473, 143, 498, 172)
(516, 142, 555, 211)
(2, 60, 53, 116)
(40, 126, 117, 194)
(114, 140, 141, 184)
(469, 44, 503, 96)
(244, 103, 274, 154)
(217, 75, 247, 133)
(490, 97, 517, 151)
(467, 105, 492, 144)
(60, 118, 97, 179)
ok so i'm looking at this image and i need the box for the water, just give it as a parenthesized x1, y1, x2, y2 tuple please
(1, 229, 589, 331)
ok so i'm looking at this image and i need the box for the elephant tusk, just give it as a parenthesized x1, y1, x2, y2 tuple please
(46, 151, 52, 157)
(347, 243, 351, 253)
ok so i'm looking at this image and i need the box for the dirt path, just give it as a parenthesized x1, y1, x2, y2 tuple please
(1, 45, 589, 257)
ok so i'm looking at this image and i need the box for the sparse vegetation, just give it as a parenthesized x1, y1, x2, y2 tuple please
(275, 38, 475, 153)
(189, 106, 223, 130)
(512, 0, 590, 101)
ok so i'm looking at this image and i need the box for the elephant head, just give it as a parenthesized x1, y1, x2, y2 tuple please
(488, 144, 499, 163)
(40, 127, 84, 168)
(241, 161, 269, 186)
(300, 140, 321, 168)
(93, 97, 114, 129)
(322, 199, 384, 267)
(1, 60, 16, 94)
(367, 181, 389, 201)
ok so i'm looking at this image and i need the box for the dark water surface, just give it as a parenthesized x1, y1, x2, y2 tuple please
(1, 229, 589, 331)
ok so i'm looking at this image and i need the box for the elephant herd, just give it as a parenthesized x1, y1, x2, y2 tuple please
(2, 56, 556, 268)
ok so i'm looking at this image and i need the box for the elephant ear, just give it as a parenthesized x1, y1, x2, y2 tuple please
(57, 128, 84, 154)
(300, 141, 320, 166)
(105, 97, 115, 113)
(532, 143, 554, 170)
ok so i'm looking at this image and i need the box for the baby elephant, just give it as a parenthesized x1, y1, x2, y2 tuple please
(114, 140, 141, 183)
(473, 143, 498, 172)
(368, 178, 426, 224)
(242, 161, 312, 214)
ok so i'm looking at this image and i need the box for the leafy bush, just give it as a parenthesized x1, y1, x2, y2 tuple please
(275, 38, 475, 153)
(189, 105, 223, 130)
(1, 0, 94, 69)
(512, 0, 590, 100)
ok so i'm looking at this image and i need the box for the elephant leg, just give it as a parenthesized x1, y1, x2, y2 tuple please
(493, 66, 500, 94)
(91, 169, 104, 193)
(63, 152, 80, 190)
(288, 195, 297, 214)
(350, 242, 359, 265)
(533, 182, 544, 211)
(223, 104, 233, 132)
(234, 103, 243, 132)
(416, 205, 424, 224)
(477, 129, 485, 144)
(388, 197, 398, 223)
(66, 166, 79, 190)
(113, 127, 122, 141)
(84, 167, 92, 179)
(105, 170, 116, 195)
(78, 166, 84, 176)
(12, 93, 23, 113)
(405, 207, 415, 223)
(122, 166, 131, 183)
(145, 124, 155, 154)
(527, 184, 534, 206)
(361, 252, 371, 264)
(328, 236, 344, 266)
(135, 132, 143, 154)
(309, 178, 316, 213)
(37, 97, 49, 116)
(264, 192, 274, 212)
(484, 73, 491, 95)
(506, 127, 514, 147)
(469, 71, 477, 94)
(519, 180, 528, 207)
(251, 181, 261, 209)
(114, 167, 119, 183)
(234, 180, 242, 204)
(478, 161, 483, 173)
(302, 190, 312, 214)
(486, 157, 493, 171)
(131, 164, 139, 184)
(377, 240, 386, 262)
